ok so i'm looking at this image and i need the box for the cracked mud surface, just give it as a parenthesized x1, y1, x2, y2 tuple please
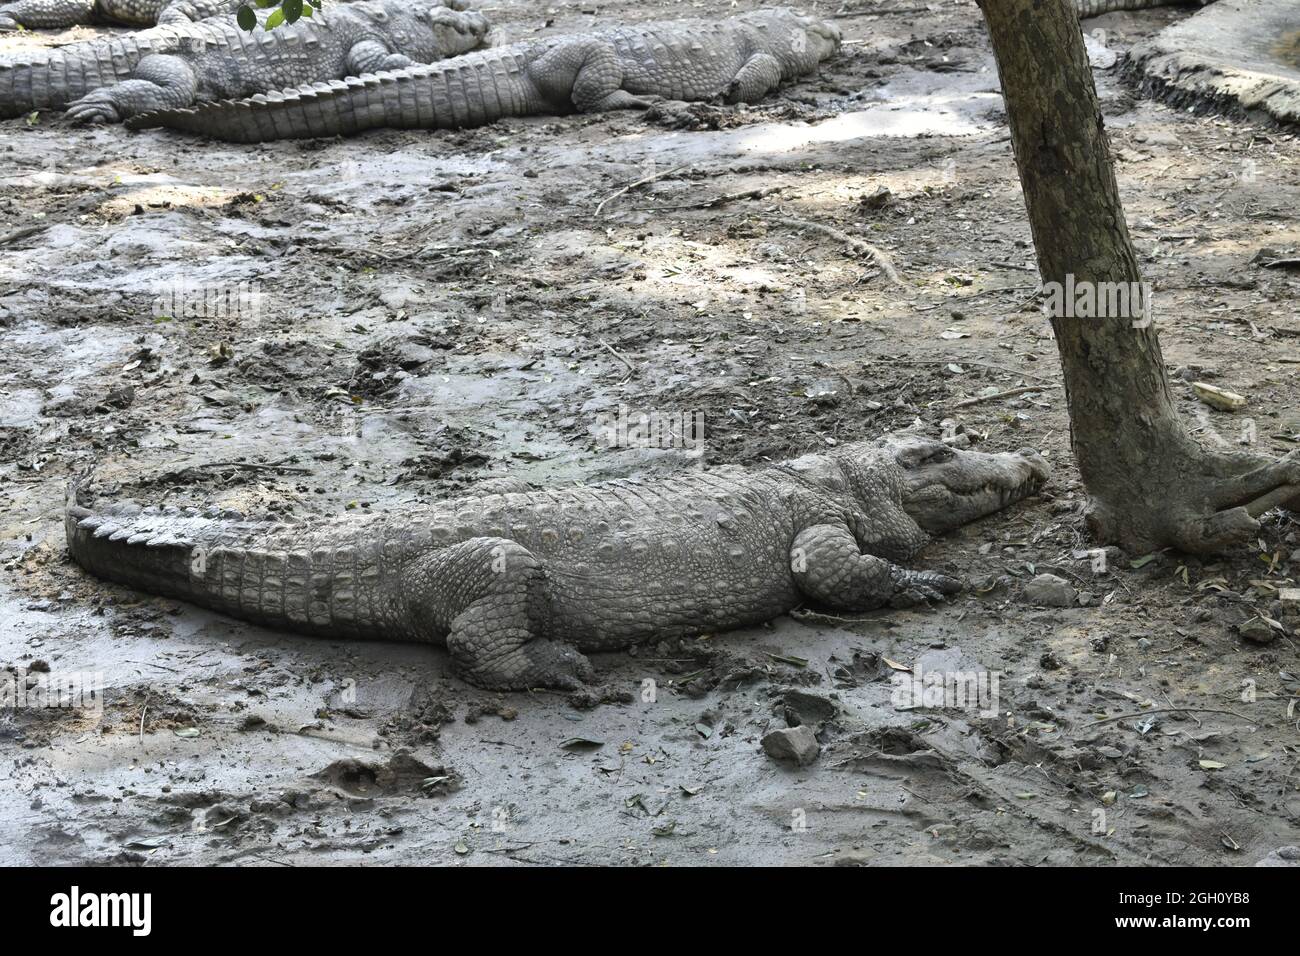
(1, 0, 1298, 866)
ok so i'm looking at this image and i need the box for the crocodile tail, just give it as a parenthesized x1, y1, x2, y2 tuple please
(65, 492, 229, 608)
(1074, 0, 1183, 16)
(0, 32, 159, 118)
(66, 487, 393, 639)
(126, 47, 536, 141)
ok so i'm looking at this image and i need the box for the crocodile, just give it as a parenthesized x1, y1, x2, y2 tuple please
(0, 0, 488, 122)
(125, 8, 842, 141)
(0, 0, 238, 31)
(65, 436, 1048, 690)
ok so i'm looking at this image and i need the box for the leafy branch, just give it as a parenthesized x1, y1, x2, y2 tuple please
(236, 0, 319, 31)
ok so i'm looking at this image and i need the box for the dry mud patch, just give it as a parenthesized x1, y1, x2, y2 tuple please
(0, 0, 1298, 865)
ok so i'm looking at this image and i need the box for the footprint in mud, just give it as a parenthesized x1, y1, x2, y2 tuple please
(309, 752, 459, 798)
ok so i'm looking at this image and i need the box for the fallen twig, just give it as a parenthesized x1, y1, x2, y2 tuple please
(1090, 706, 1257, 726)
(652, 186, 786, 210)
(952, 384, 1057, 408)
(772, 217, 906, 288)
(598, 338, 636, 373)
(0, 223, 51, 246)
(189, 461, 311, 475)
(596, 163, 691, 216)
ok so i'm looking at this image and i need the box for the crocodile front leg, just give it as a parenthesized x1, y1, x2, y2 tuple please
(404, 537, 593, 691)
(0, 0, 95, 30)
(346, 40, 414, 76)
(155, 0, 237, 24)
(791, 524, 961, 611)
(65, 54, 198, 123)
(724, 52, 783, 104)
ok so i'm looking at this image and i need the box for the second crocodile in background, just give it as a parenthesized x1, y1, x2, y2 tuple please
(127, 7, 841, 140)
(0, 0, 489, 122)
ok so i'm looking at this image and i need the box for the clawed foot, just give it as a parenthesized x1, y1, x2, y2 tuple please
(65, 94, 121, 125)
(459, 639, 594, 691)
(888, 569, 962, 609)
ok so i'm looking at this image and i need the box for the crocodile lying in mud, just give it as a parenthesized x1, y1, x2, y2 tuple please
(126, 8, 841, 140)
(0, 0, 488, 122)
(0, 0, 236, 30)
(66, 436, 1048, 691)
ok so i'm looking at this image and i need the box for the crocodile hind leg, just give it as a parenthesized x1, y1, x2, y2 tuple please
(404, 536, 593, 691)
(530, 40, 656, 113)
(65, 54, 199, 124)
(724, 52, 783, 104)
(0, 0, 95, 30)
(790, 524, 961, 611)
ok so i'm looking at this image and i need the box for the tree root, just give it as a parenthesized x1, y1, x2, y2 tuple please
(1085, 445, 1300, 554)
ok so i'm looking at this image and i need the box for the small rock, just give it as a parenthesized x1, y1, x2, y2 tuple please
(1192, 381, 1246, 412)
(1237, 617, 1276, 644)
(1255, 846, 1300, 867)
(782, 689, 836, 729)
(761, 725, 820, 766)
(1084, 33, 1117, 70)
(858, 186, 893, 211)
(1022, 573, 1076, 608)
(1039, 651, 1062, 671)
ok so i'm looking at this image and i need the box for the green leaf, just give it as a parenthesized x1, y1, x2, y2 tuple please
(283, 0, 303, 22)
(264, 8, 283, 29)
(236, 4, 256, 30)
(301, 2, 312, 16)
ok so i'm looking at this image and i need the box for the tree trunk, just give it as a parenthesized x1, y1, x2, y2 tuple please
(976, 0, 1299, 554)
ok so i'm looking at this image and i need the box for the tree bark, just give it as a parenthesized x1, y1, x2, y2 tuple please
(976, 0, 1299, 553)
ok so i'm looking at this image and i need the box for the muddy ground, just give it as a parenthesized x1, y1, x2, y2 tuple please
(1, 0, 1298, 866)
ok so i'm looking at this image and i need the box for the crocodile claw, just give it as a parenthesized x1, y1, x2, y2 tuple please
(65, 96, 121, 125)
(459, 639, 594, 691)
(888, 570, 963, 609)
(523, 640, 595, 690)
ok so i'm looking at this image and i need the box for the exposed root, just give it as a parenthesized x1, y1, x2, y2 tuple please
(771, 217, 907, 289)
(1086, 446, 1300, 555)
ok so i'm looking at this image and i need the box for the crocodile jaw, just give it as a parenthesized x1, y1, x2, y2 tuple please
(891, 436, 1050, 534)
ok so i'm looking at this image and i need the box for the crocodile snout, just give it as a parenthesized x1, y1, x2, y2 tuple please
(894, 438, 1051, 535)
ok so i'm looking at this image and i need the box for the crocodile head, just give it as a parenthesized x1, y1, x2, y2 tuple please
(741, 9, 843, 70)
(884, 436, 1050, 534)
(363, 1, 492, 62)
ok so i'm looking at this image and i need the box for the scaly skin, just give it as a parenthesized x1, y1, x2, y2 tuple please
(126, 8, 842, 141)
(65, 436, 1048, 691)
(0, 0, 488, 121)
(1075, 0, 1213, 17)
(0, 0, 238, 31)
